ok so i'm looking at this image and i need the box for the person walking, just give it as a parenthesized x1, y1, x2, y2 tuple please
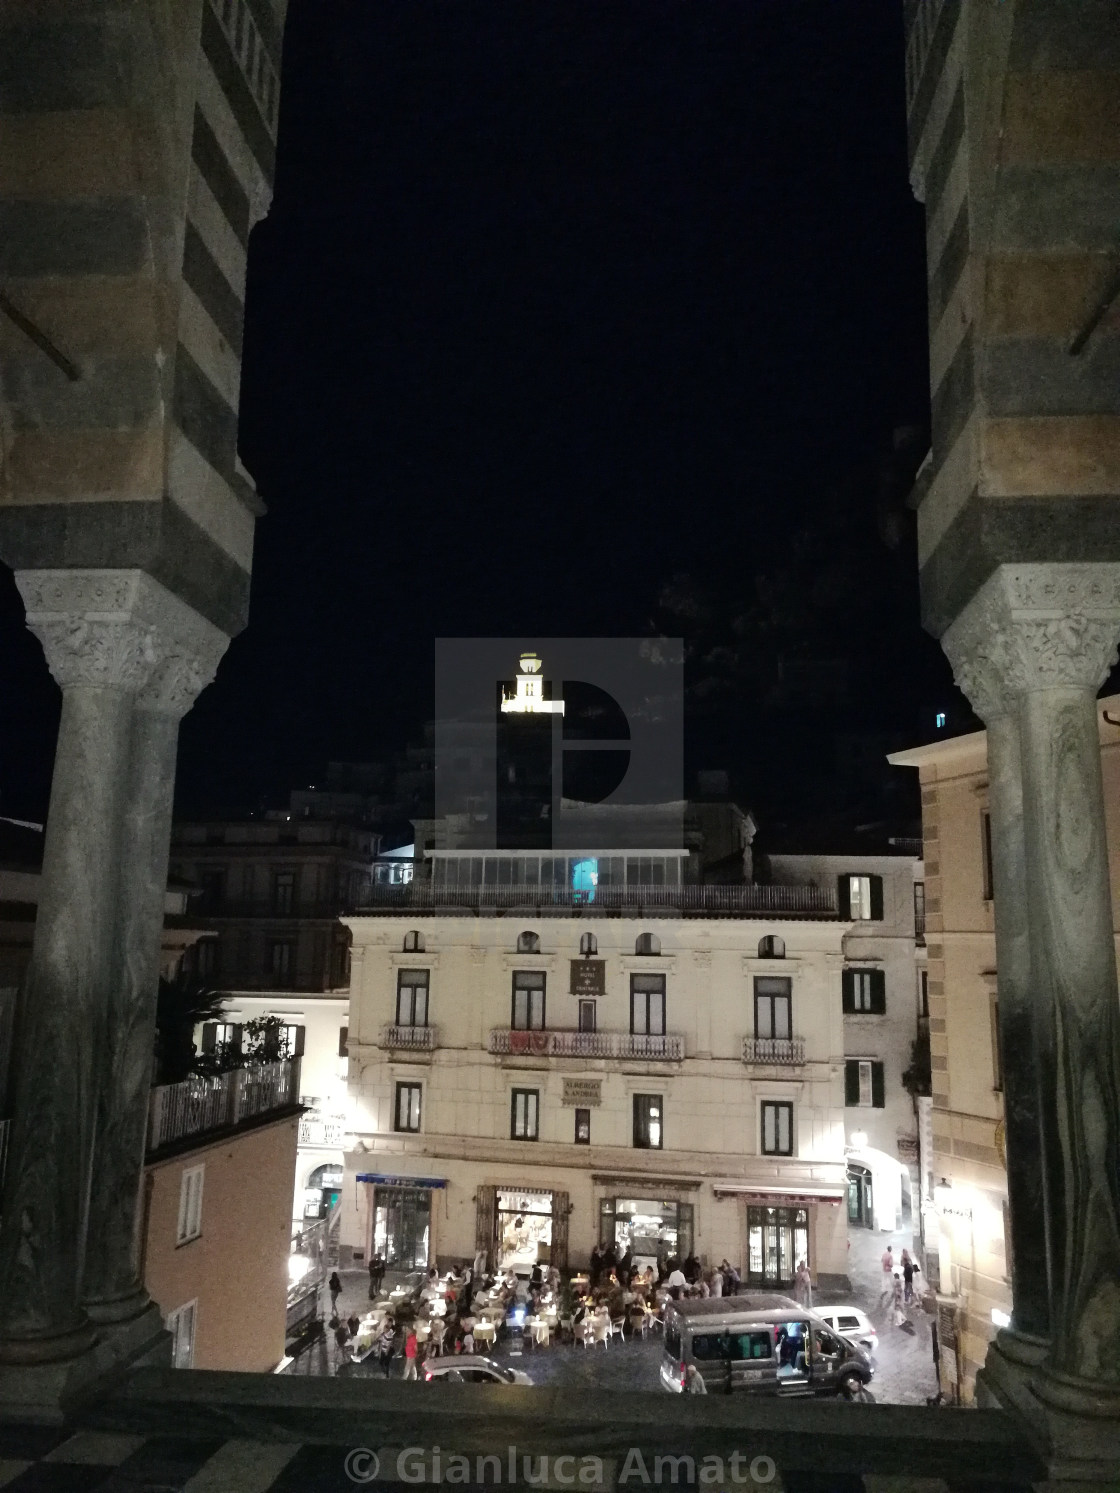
(377, 1322, 396, 1378)
(794, 1260, 812, 1309)
(402, 1327, 419, 1381)
(685, 1365, 708, 1395)
(328, 1271, 343, 1316)
(891, 1271, 906, 1327)
(368, 1253, 385, 1299)
(901, 1250, 916, 1304)
(879, 1245, 894, 1305)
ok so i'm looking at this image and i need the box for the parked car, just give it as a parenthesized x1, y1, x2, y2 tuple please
(423, 1355, 532, 1386)
(660, 1294, 874, 1401)
(814, 1305, 879, 1357)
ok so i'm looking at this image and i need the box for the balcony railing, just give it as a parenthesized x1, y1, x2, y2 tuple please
(298, 1114, 347, 1147)
(147, 1058, 301, 1153)
(355, 882, 836, 919)
(488, 1029, 684, 1060)
(380, 1024, 439, 1051)
(742, 1036, 805, 1066)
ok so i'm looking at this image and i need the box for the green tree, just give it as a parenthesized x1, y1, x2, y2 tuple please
(154, 974, 227, 1084)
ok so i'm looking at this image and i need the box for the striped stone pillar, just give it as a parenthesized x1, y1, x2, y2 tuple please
(906, 0, 1120, 1475)
(0, 0, 288, 1411)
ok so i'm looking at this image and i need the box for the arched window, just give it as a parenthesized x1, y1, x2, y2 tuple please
(759, 935, 786, 959)
(306, 1163, 343, 1192)
(403, 930, 425, 953)
(635, 932, 661, 956)
(579, 932, 598, 955)
(517, 930, 541, 954)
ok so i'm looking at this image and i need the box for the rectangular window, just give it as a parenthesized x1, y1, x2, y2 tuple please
(919, 969, 929, 1019)
(396, 968, 429, 1026)
(633, 1093, 663, 1149)
(842, 968, 886, 1014)
(394, 1082, 422, 1132)
(512, 971, 545, 1030)
(338, 1025, 349, 1058)
(578, 999, 597, 1033)
(630, 974, 666, 1036)
(840, 873, 883, 920)
(177, 1164, 205, 1245)
(844, 1060, 886, 1108)
(913, 881, 926, 940)
(511, 1088, 539, 1140)
(273, 871, 295, 914)
(981, 810, 994, 901)
(166, 1300, 197, 1369)
(269, 940, 293, 983)
(575, 1107, 591, 1145)
(760, 1100, 793, 1156)
(754, 976, 792, 1039)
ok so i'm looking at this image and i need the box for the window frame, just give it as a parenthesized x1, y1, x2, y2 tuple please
(629, 973, 666, 1036)
(269, 939, 294, 983)
(394, 1081, 422, 1133)
(510, 1087, 540, 1141)
(511, 970, 546, 1030)
(842, 967, 886, 1015)
(633, 1093, 664, 1150)
(634, 931, 661, 955)
(166, 1299, 198, 1369)
(844, 1059, 886, 1108)
(578, 999, 597, 1033)
(760, 1100, 794, 1157)
(753, 975, 792, 1040)
(574, 1107, 591, 1145)
(396, 967, 430, 1027)
(272, 870, 295, 915)
(177, 1164, 205, 1245)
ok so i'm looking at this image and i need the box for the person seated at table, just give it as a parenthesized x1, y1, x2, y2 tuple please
(462, 1326, 475, 1353)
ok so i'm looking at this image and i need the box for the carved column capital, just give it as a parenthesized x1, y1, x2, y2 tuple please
(15, 570, 229, 715)
(942, 564, 1120, 723)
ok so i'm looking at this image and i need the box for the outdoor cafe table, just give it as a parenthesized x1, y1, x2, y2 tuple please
(473, 1320, 497, 1347)
(525, 1316, 550, 1346)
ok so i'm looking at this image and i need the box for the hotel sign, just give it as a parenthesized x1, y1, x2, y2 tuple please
(562, 1078, 602, 1108)
(570, 959, 605, 997)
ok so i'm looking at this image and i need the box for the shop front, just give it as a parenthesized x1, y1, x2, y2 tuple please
(599, 1196, 694, 1271)
(715, 1185, 844, 1288)
(358, 1173, 446, 1269)
(475, 1185, 569, 1274)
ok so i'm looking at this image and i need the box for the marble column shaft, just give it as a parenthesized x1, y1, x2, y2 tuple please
(0, 578, 157, 1360)
(943, 564, 1120, 1403)
(81, 624, 227, 1322)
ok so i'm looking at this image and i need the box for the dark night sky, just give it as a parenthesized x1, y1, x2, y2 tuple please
(0, 1, 956, 827)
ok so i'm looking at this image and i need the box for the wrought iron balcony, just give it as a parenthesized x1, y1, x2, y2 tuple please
(488, 1029, 684, 1060)
(742, 1036, 805, 1066)
(380, 1023, 439, 1051)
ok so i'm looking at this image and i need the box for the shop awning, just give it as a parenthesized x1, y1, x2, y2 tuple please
(712, 1183, 844, 1205)
(356, 1173, 447, 1189)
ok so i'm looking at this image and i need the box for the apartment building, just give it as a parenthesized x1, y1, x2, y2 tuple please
(769, 850, 927, 1234)
(336, 844, 883, 1293)
(889, 697, 1120, 1403)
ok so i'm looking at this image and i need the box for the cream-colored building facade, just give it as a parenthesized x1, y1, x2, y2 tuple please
(890, 697, 1120, 1403)
(341, 865, 860, 1292)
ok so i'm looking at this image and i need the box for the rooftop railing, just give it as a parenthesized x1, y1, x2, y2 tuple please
(354, 882, 836, 920)
(147, 1058, 301, 1154)
(488, 1029, 684, 1060)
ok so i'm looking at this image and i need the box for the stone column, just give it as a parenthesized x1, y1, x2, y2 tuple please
(0, 573, 156, 1364)
(945, 564, 1120, 1444)
(942, 610, 1050, 1360)
(81, 607, 228, 1325)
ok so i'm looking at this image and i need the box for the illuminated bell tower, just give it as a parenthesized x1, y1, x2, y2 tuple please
(497, 652, 564, 847)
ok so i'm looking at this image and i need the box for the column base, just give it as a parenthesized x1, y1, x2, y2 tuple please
(977, 1335, 1120, 1485)
(0, 1303, 170, 1425)
(84, 1285, 153, 1326)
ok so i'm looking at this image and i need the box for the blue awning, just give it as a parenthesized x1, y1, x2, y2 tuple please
(356, 1173, 447, 1189)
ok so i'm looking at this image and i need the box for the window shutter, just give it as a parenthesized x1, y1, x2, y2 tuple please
(292, 1024, 306, 1057)
(475, 1185, 497, 1266)
(870, 875, 884, 920)
(871, 970, 887, 1014)
(550, 1190, 569, 1271)
(201, 1022, 217, 1053)
(338, 1026, 349, 1058)
(844, 1060, 860, 1106)
(837, 876, 852, 919)
(841, 970, 854, 1014)
(871, 1062, 886, 1108)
